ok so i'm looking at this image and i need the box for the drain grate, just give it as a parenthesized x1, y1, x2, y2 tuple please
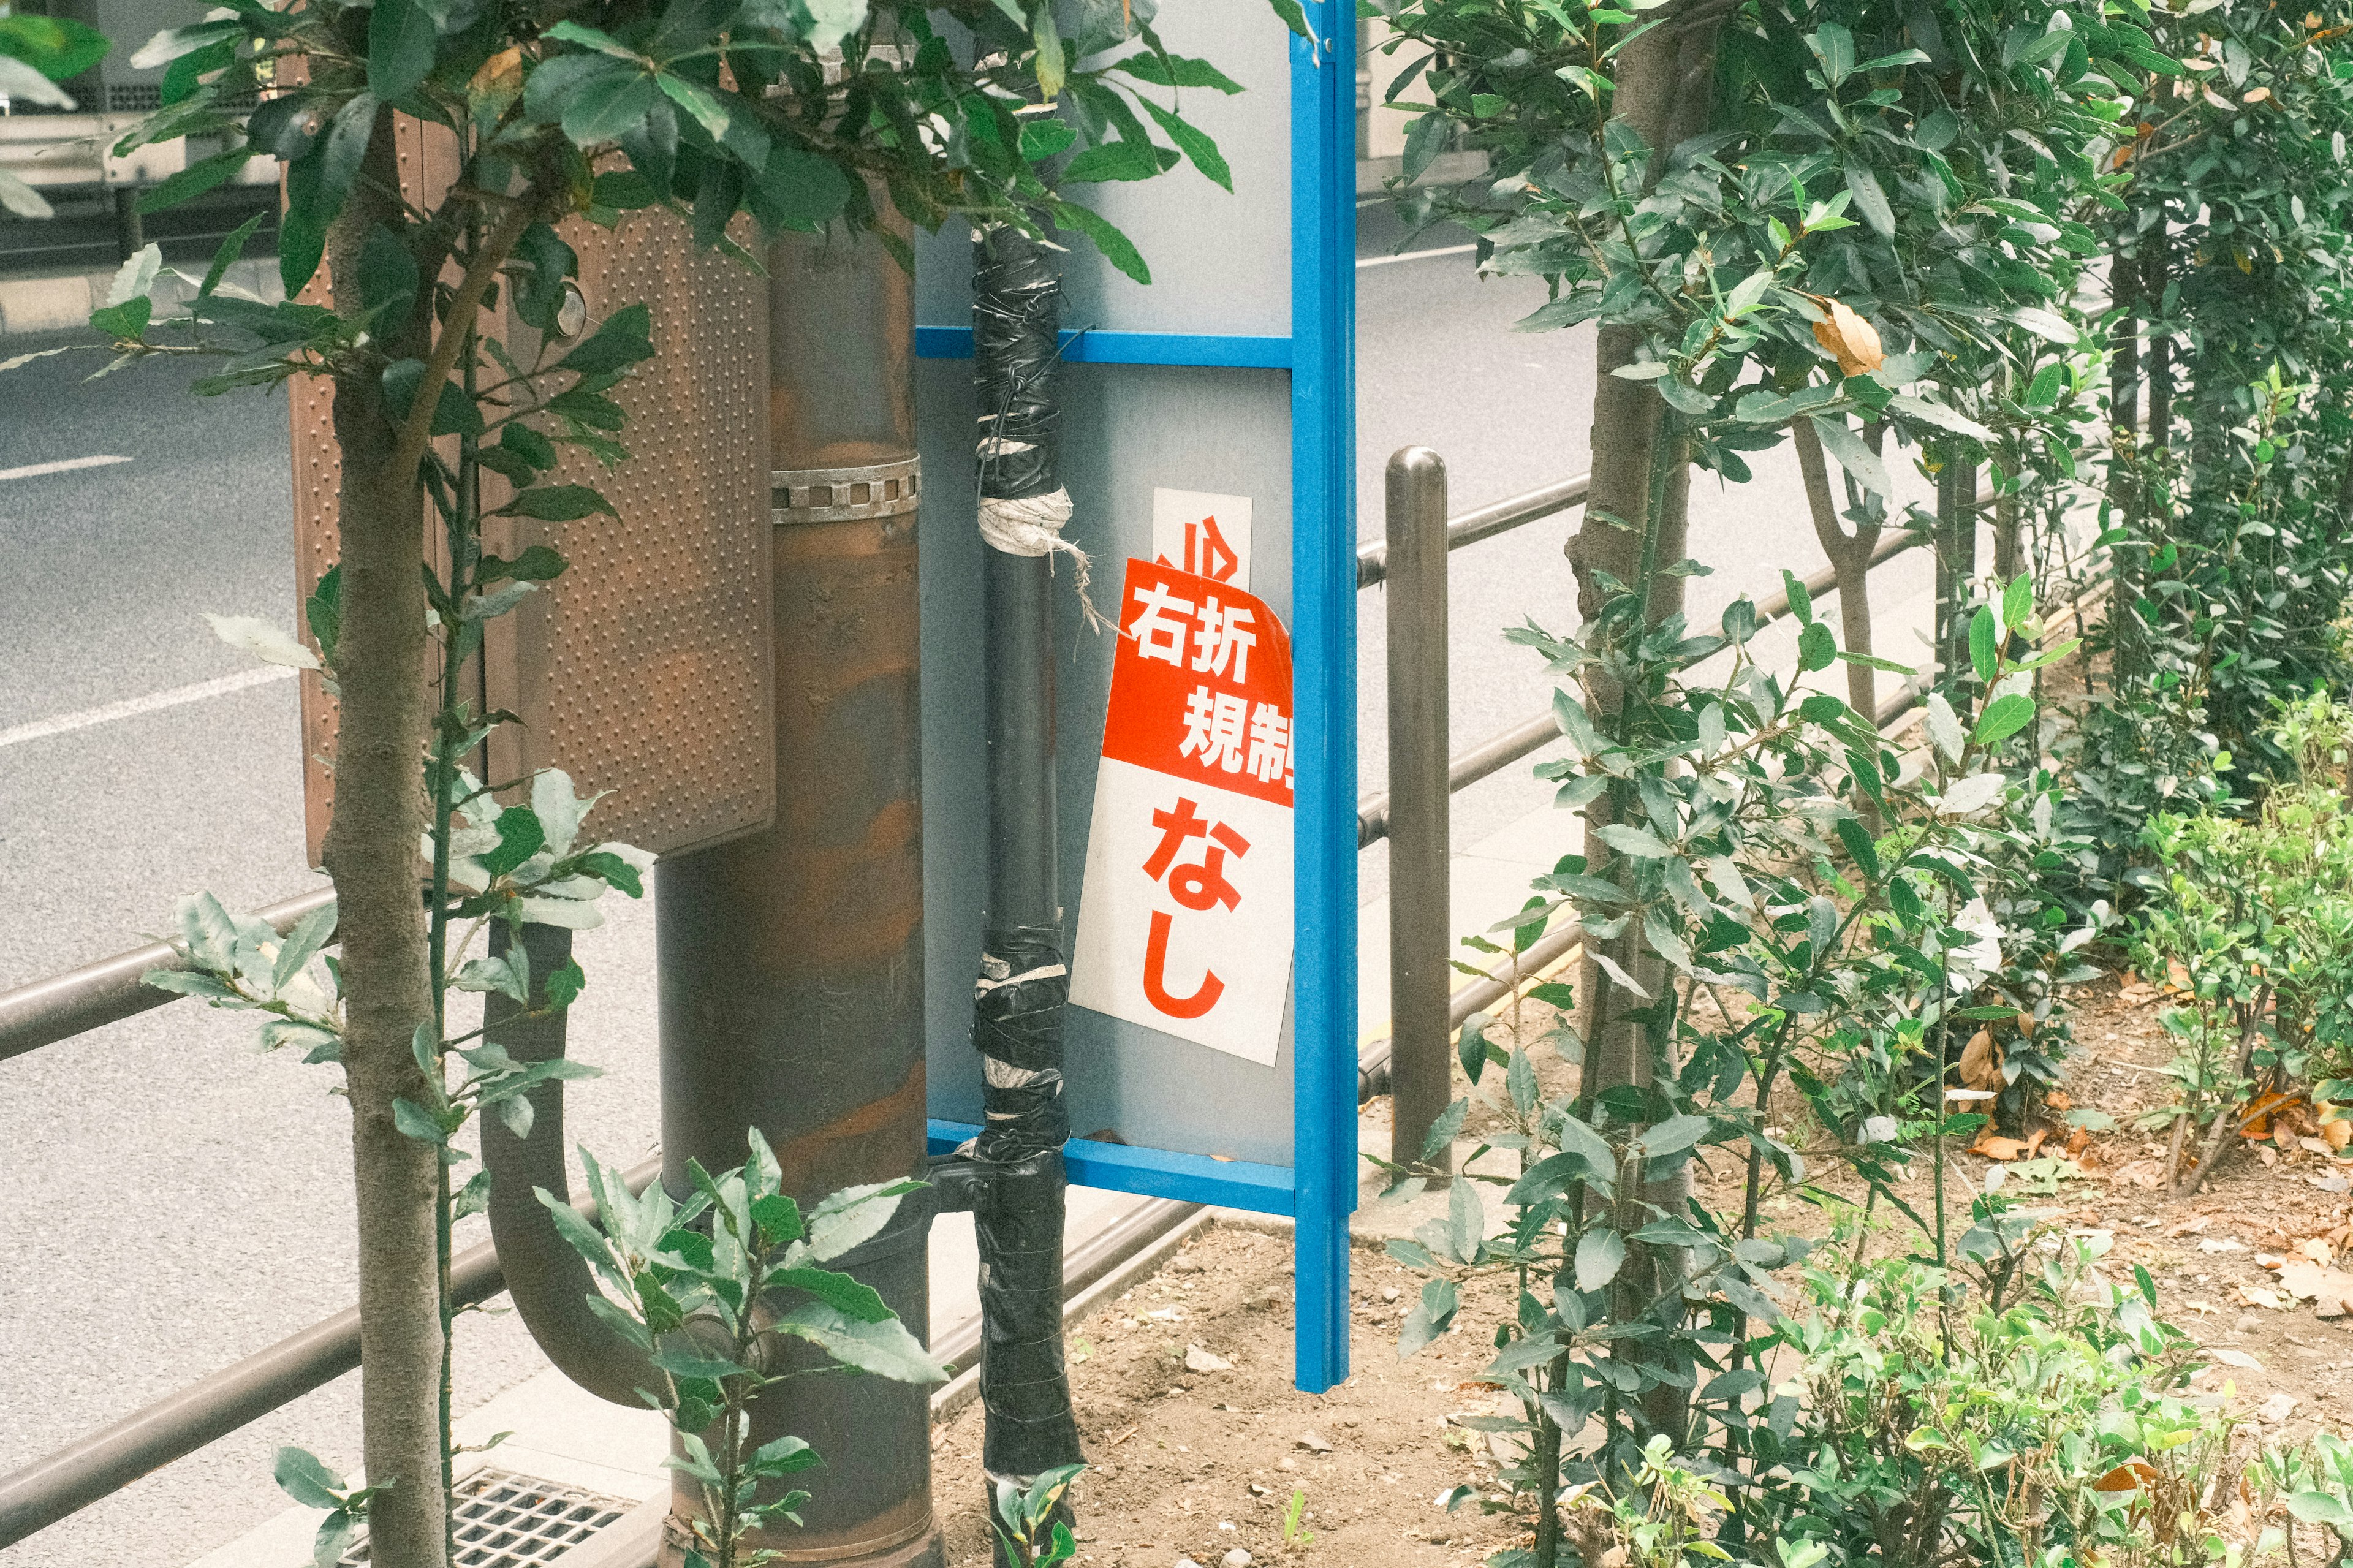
(339, 1466, 638, 1567)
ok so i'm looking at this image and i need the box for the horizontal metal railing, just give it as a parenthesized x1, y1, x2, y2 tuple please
(1355, 515, 1925, 849)
(0, 461, 1992, 1543)
(1354, 472, 1591, 589)
(0, 886, 333, 1064)
(0, 1157, 659, 1549)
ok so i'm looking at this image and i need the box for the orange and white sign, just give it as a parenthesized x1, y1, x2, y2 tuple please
(1070, 559, 1294, 1065)
(1151, 488, 1252, 589)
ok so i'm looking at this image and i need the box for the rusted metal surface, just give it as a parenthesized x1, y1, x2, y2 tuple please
(651, 211, 937, 1568)
(481, 208, 775, 858)
(288, 124, 775, 862)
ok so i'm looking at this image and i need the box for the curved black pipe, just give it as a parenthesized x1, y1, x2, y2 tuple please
(479, 920, 654, 1407)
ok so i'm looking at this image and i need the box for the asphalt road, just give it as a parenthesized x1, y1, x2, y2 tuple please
(0, 209, 1927, 1567)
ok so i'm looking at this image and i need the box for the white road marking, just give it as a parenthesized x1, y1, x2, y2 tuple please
(0, 454, 131, 483)
(0, 665, 297, 751)
(1356, 244, 1478, 270)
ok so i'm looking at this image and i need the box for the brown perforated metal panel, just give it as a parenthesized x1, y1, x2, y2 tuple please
(289, 128, 775, 863)
(480, 210, 774, 857)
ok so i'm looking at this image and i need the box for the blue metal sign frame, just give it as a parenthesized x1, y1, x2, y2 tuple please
(920, 6, 1358, 1395)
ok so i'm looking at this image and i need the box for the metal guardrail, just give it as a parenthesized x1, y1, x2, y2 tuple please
(0, 458, 1977, 1545)
(1356, 464, 1971, 1163)
(0, 886, 333, 1064)
(0, 1157, 659, 1549)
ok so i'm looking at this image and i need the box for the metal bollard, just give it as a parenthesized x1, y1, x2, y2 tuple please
(1386, 447, 1452, 1181)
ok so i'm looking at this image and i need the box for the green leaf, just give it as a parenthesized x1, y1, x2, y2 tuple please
(311, 1510, 357, 1568)
(1398, 1277, 1458, 1356)
(751, 1191, 804, 1246)
(2289, 1493, 2353, 1529)
(502, 423, 558, 469)
(774, 1266, 892, 1322)
(2001, 572, 2033, 632)
(775, 1302, 951, 1382)
(1574, 1227, 1626, 1291)
(1779, 568, 1813, 626)
(749, 137, 852, 232)
(545, 958, 586, 1007)
(89, 294, 153, 341)
(1061, 137, 1178, 183)
(1457, 1010, 1493, 1087)
(1833, 816, 1880, 880)
(482, 805, 547, 877)
(1637, 1115, 1713, 1157)
(1972, 693, 2036, 746)
(651, 1346, 755, 1382)
(1420, 1097, 1468, 1167)
(1, 13, 110, 80)
(749, 1434, 821, 1477)
(563, 67, 657, 148)
(1596, 822, 1672, 859)
(273, 903, 338, 990)
(1446, 1175, 1483, 1263)
(1887, 393, 1993, 444)
(273, 1445, 347, 1511)
(1401, 110, 1449, 184)
(138, 145, 254, 216)
(558, 302, 653, 376)
(1114, 50, 1243, 93)
(1138, 96, 1230, 191)
(394, 1097, 453, 1145)
(1799, 621, 1836, 672)
(368, 0, 435, 102)
(806, 1179, 919, 1260)
(656, 72, 768, 170)
(1843, 160, 1893, 237)
(507, 485, 617, 521)
(1047, 199, 1149, 284)
(1809, 415, 1891, 499)
(1968, 605, 1998, 684)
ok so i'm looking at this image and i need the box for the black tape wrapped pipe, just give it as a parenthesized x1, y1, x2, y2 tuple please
(974, 222, 1063, 503)
(968, 931, 1083, 1485)
(965, 220, 1084, 1551)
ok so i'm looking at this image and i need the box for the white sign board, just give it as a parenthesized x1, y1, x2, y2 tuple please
(1151, 488, 1253, 591)
(1070, 558, 1295, 1065)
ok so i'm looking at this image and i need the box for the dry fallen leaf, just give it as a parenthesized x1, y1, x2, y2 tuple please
(2240, 1286, 2287, 1309)
(2245, 86, 2272, 105)
(2094, 1460, 2161, 1492)
(2278, 1260, 2353, 1314)
(2170, 1214, 2213, 1237)
(2297, 1237, 2335, 1267)
(2324, 1119, 2352, 1151)
(1972, 1134, 2031, 1161)
(2112, 1159, 2164, 1190)
(1807, 296, 1885, 377)
(2046, 1089, 2072, 1113)
(1959, 1029, 2004, 1091)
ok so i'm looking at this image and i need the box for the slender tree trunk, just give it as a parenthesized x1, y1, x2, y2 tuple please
(2108, 239, 2143, 687)
(1933, 447, 1979, 696)
(1792, 417, 1882, 721)
(318, 112, 449, 1568)
(1564, 0, 1726, 1461)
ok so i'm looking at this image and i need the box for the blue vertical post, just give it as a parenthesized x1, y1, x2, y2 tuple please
(1288, 0, 1358, 1396)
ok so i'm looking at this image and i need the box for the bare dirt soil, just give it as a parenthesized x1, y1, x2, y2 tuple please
(931, 1221, 1527, 1568)
(931, 969, 2353, 1567)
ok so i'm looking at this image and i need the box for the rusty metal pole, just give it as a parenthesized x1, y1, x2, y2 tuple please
(1385, 447, 1452, 1182)
(651, 207, 940, 1568)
